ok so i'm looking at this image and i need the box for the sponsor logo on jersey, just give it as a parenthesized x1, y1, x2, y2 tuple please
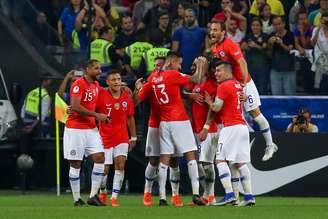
(73, 86, 79, 93)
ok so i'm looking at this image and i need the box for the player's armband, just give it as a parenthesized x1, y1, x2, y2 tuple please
(213, 97, 224, 107)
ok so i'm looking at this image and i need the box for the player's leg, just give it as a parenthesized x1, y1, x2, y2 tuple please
(143, 157, 159, 206)
(144, 127, 160, 206)
(86, 129, 105, 206)
(234, 163, 255, 206)
(229, 163, 240, 204)
(245, 80, 277, 161)
(63, 128, 85, 206)
(249, 108, 278, 161)
(110, 143, 129, 207)
(99, 148, 113, 204)
(169, 156, 183, 207)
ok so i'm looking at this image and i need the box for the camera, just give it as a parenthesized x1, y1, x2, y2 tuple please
(295, 115, 307, 126)
(74, 70, 84, 76)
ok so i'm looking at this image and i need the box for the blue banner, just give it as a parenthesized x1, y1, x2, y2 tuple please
(246, 96, 328, 133)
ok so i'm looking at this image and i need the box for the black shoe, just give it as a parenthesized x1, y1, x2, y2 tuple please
(192, 195, 206, 206)
(159, 199, 168, 206)
(74, 198, 86, 207)
(87, 195, 106, 206)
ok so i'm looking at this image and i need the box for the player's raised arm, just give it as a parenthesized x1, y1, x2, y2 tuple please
(190, 57, 208, 84)
(237, 57, 248, 85)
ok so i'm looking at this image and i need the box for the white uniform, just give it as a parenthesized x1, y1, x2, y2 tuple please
(104, 143, 129, 165)
(145, 127, 161, 157)
(216, 124, 250, 163)
(63, 127, 104, 160)
(159, 120, 197, 155)
(244, 79, 261, 112)
(195, 132, 218, 163)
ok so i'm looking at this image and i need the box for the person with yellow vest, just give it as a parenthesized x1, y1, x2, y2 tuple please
(138, 47, 170, 78)
(21, 76, 52, 139)
(125, 29, 153, 71)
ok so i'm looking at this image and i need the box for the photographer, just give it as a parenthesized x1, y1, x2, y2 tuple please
(286, 108, 319, 133)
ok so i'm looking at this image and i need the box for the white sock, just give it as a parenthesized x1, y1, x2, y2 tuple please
(254, 113, 273, 146)
(188, 160, 200, 195)
(90, 163, 104, 198)
(197, 163, 206, 194)
(69, 166, 81, 202)
(100, 174, 108, 193)
(229, 164, 240, 198)
(112, 170, 125, 199)
(158, 163, 168, 200)
(169, 167, 180, 196)
(238, 164, 252, 195)
(216, 162, 233, 194)
(203, 164, 215, 197)
(144, 163, 158, 193)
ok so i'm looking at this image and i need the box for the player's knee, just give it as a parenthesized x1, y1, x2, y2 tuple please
(69, 160, 81, 169)
(169, 157, 179, 168)
(149, 157, 159, 166)
(104, 165, 110, 175)
(249, 108, 261, 118)
(92, 152, 105, 163)
(115, 156, 126, 170)
(233, 163, 245, 169)
(184, 151, 196, 161)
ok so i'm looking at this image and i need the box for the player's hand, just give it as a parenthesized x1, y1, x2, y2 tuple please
(198, 128, 208, 142)
(204, 91, 213, 106)
(135, 78, 143, 91)
(66, 70, 75, 79)
(95, 113, 110, 122)
(238, 91, 247, 102)
(190, 93, 204, 104)
(129, 137, 137, 151)
(66, 105, 73, 115)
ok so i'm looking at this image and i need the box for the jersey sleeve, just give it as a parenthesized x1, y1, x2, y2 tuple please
(70, 80, 83, 97)
(138, 82, 151, 101)
(226, 39, 244, 61)
(172, 71, 191, 86)
(216, 83, 230, 101)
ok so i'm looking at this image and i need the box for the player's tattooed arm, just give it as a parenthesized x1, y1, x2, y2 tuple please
(209, 97, 224, 112)
(189, 57, 208, 83)
(133, 78, 144, 105)
(238, 57, 248, 85)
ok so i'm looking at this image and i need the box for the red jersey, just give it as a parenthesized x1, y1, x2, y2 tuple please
(149, 69, 190, 122)
(211, 37, 251, 83)
(138, 81, 160, 128)
(186, 79, 218, 133)
(215, 79, 246, 127)
(66, 77, 100, 129)
(97, 88, 134, 148)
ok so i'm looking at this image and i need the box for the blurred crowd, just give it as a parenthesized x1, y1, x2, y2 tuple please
(27, 0, 328, 95)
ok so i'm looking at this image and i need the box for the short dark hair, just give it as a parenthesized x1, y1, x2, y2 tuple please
(99, 26, 112, 37)
(251, 16, 263, 26)
(120, 13, 132, 24)
(210, 19, 226, 31)
(209, 57, 222, 69)
(107, 69, 121, 78)
(322, 11, 328, 18)
(272, 15, 285, 23)
(215, 61, 232, 72)
(86, 59, 99, 68)
(166, 51, 182, 59)
(296, 10, 308, 20)
(155, 56, 167, 61)
(158, 10, 169, 19)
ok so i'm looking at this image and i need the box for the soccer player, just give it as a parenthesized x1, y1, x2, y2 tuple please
(63, 60, 108, 207)
(97, 69, 137, 207)
(210, 20, 278, 162)
(184, 59, 218, 205)
(135, 57, 184, 207)
(138, 52, 207, 206)
(206, 61, 255, 206)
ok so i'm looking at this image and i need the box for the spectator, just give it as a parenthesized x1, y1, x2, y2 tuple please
(268, 16, 296, 95)
(191, 0, 221, 27)
(57, 0, 83, 45)
(307, 0, 320, 13)
(172, 1, 191, 33)
(32, 12, 52, 45)
(232, 0, 249, 15)
(289, 0, 304, 32)
(249, 0, 285, 17)
(132, 0, 158, 28)
(309, 0, 328, 26)
(172, 8, 207, 73)
(91, 16, 107, 40)
(95, 0, 120, 32)
(138, 0, 176, 31)
(212, 0, 243, 24)
(115, 14, 137, 50)
(286, 108, 318, 133)
(226, 16, 247, 44)
(58, 69, 84, 103)
(311, 12, 328, 94)
(260, 3, 274, 34)
(242, 17, 270, 94)
(150, 11, 172, 48)
(293, 10, 315, 93)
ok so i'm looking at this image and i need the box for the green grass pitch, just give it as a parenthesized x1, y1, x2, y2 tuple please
(0, 191, 327, 219)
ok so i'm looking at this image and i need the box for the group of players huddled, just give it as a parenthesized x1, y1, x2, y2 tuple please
(63, 20, 278, 207)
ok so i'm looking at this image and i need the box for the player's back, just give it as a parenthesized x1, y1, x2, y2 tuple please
(216, 79, 246, 127)
(66, 77, 99, 129)
(211, 38, 251, 83)
(149, 69, 190, 121)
